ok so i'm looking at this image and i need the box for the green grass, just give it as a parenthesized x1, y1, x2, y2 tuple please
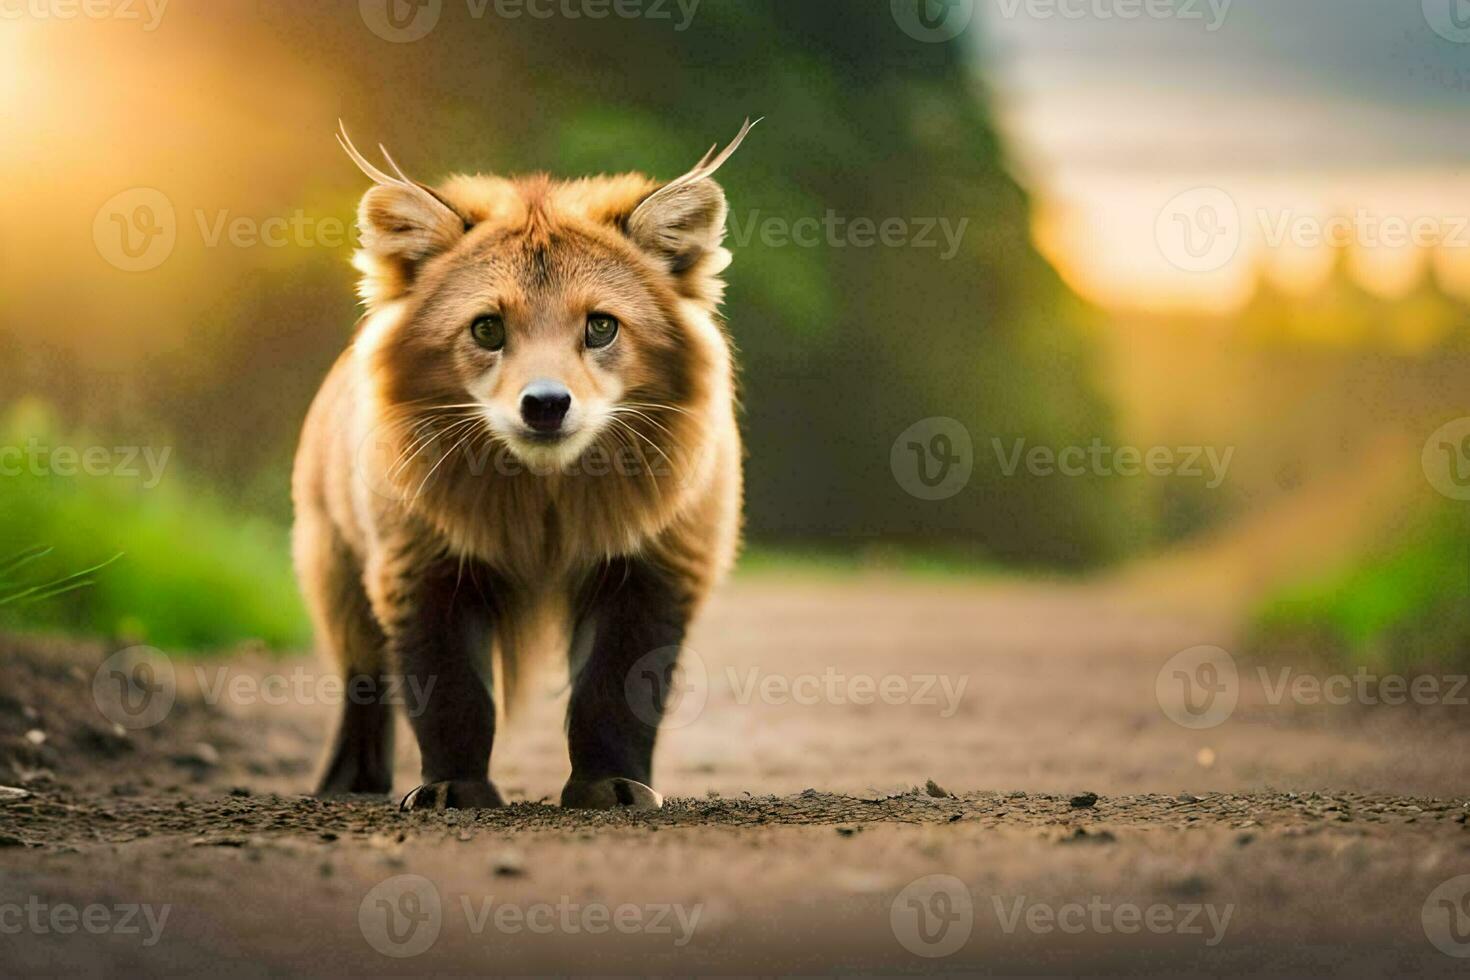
(0, 546, 124, 606)
(0, 400, 308, 652)
(1251, 504, 1470, 671)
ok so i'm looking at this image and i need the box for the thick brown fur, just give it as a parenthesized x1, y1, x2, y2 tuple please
(292, 122, 752, 809)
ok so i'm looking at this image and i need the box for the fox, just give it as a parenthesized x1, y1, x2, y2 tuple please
(291, 120, 754, 811)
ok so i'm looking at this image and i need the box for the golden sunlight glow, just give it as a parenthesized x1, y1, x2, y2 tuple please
(0, 24, 38, 145)
(1030, 170, 1470, 319)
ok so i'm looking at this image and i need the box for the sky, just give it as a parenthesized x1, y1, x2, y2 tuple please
(974, 0, 1470, 313)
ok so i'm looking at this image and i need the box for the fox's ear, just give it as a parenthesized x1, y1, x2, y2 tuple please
(627, 118, 758, 300)
(338, 122, 470, 307)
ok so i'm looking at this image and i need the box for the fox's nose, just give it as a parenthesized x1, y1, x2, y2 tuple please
(520, 380, 572, 433)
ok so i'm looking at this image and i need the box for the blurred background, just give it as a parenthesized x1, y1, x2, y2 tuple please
(2, 0, 1468, 672)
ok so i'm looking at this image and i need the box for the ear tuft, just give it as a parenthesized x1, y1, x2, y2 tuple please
(338, 121, 468, 307)
(627, 118, 758, 298)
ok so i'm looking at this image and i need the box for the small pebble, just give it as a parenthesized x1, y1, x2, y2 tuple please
(174, 743, 221, 769)
(1166, 875, 1211, 898)
(493, 851, 527, 877)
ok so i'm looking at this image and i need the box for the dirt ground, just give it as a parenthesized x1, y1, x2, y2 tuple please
(3, 576, 1470, 975)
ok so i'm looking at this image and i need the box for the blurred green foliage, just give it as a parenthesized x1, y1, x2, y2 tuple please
(0, 401, 308, 650)
(1252, 505, 1470, 670)
(0, 0, 1120, 575)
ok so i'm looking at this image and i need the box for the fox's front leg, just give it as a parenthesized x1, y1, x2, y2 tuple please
(562, 558, 694, 810)
(379, 559, 504, 811)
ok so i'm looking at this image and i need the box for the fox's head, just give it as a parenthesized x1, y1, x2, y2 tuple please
(345, 121, 752, 522)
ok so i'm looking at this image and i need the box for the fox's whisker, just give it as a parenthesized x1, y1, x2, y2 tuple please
(609, 406, 684, 448)
(390, 416, 481, 481)
(603, 418, 665, 506)
(606, 415, 676, 486)
(409, 419, 485, 504)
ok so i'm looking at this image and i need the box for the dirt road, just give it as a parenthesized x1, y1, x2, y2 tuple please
(3, 576, 1470, 975)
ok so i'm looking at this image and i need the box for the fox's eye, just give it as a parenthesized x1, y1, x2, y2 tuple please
(585, 313, 619, 350)
(470, 314, 505, 351)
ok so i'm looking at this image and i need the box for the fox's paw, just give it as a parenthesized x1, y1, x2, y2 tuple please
(401, 779, 505, 812)
(561, 777, 663, 811)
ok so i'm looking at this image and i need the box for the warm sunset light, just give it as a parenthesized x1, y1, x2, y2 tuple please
(1029, 172, 1470, 317)
(979, 3, 1470, 321)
